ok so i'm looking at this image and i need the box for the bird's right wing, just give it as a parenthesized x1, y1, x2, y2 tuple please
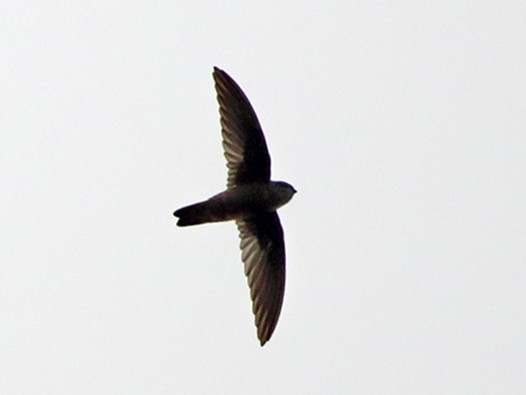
(213, 67, 271, 187)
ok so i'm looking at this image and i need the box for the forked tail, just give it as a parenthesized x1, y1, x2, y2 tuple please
(174, 200, 225, 226)
(174, 201, 216, 226)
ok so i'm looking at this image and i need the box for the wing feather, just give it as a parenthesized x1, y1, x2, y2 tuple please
(236, 212, 286, 345)
(213, 67, 271, 187)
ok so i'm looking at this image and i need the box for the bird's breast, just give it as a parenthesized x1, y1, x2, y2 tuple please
(206, 184, 287, 220)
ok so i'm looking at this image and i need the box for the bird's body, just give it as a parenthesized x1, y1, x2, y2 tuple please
(174, 67, 295, 345)
(175, 181, 295, 226)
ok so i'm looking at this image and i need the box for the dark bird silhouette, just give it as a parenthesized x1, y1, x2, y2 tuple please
(174, 67, 296, 346)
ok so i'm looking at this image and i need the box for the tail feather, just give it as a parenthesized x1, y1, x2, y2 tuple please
(174, 203, 207, 226)
(174, 201, 215, 226)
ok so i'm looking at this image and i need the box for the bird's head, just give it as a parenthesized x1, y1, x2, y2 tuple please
(272, 181, 297, 207)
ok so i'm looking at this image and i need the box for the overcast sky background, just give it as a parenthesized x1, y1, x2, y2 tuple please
(2, 1, 526, 394)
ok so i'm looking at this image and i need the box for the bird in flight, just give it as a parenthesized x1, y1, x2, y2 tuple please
(174, 67, 296, 346)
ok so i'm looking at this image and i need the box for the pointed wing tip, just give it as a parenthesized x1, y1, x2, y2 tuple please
(213, 67, 232, 87)
(212, 66, 225, 86)
(213, 66, 225, 77)
(258, 332, 271, 346)
(257, 326, 276, 347)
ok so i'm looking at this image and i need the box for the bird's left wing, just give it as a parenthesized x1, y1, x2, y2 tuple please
(236, 211, 286, 346)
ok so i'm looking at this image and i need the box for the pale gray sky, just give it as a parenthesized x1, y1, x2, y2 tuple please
(2, 1, 526, 394)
